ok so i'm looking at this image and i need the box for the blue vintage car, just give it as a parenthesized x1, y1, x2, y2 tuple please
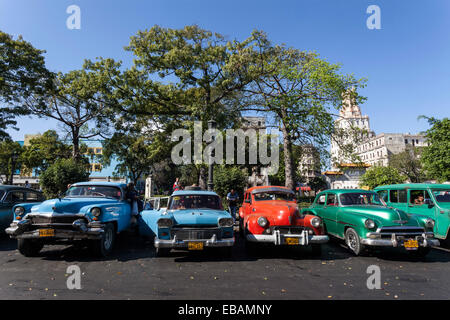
(139, 187, 235, 257)
(0, 186, 45, 234)
(6, 182, 133, 257)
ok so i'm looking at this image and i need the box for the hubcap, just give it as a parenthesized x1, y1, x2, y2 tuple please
(347, 232, 357, 250)
(104, 229, 113, 250)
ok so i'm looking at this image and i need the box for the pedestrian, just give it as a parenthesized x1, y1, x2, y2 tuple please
(226, 189, 239, 222)
(173, 178, 181, 192)
(126, 182, 139, 225)
(24, 181, 31, 189)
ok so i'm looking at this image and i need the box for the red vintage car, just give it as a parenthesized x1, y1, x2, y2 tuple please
(239, 186, 329, 255)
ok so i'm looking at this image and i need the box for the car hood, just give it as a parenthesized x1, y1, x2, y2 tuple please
(167, 209, 231, 226)
(31, 197, 119, 214)
(343, 205, 418, 227)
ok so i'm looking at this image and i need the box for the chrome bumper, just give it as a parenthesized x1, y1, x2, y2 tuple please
(5, 220, 104, 240)
(246, 229, 329, 245)
(154, 234, 235, 248)
(361, 232, 439, 247)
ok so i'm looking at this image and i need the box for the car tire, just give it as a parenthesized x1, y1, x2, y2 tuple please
(92, 223, 115, 257)
(311, 244, 322, 256)
(244, 226, 258, 255)
(345, 228, 365, 256)
(17, 239, 43, 257)
(155, 247, 171, 257)
(239, 218, 245, 237)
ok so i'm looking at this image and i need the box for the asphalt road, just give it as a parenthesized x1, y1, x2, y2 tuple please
(1, 231, 449, 300)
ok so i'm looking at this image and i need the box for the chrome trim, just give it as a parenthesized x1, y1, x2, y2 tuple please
(246, 229, 328, 245)
(154, 234, 234, 248)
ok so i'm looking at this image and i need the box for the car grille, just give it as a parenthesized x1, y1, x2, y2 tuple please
(271, 226, 305, 235)
(170, 227, 222, 240)
(378, 226, 425, 238)
(28, 215, 88, 230)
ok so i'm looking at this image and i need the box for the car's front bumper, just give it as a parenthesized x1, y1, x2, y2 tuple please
(5, 219, 104, 240)
(361, 232, 439, 248)
(246, 229, 329, 246)
(154, 234, 234, 249)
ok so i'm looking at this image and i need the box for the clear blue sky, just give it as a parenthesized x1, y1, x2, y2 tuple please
(1, 0, 449, 140)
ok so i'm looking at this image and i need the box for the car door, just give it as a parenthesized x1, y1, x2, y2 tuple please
(241, 192, 251, 218)
(0, 191, 25, 230)
(406, 189, 439, 232)
(324, 193, 339, 235)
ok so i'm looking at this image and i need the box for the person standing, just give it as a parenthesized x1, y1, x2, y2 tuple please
(126, 182, 139, 225)
(226, 189, 239, 222)
(173, 178, 181, 192)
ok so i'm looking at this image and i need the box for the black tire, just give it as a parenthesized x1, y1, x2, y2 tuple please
(311, 244, 322, 256)
(92, 223, 115, 257)
(155, 247, 171, 257)
(17, 239, 43, 257)
(409, 247, 431, 258)
(244, 226, 258, 255)
(345, 228, 365, 256)
(239, 219, 245, 237)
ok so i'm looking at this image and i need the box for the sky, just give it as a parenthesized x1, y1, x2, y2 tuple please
(1, 0, 449, 141)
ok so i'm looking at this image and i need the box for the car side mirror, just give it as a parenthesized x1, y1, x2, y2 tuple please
(424, 199, 434, 208)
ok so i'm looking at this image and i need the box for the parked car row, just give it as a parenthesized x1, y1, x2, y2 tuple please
(2, 182, 449, 259)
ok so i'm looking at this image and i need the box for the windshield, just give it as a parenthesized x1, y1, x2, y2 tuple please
(66, 185, 122, 199)
(253, 192, 295, 201)
(339, 192, 386, 206)
(432, 190, 450, 203)
(169, 194, 222, 210)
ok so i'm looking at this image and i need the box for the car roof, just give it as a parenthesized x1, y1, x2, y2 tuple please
(71, 181, 127, 188)
(172, 190, 219, 196)
(317, 189, 377, 196)
(0, 185, 41, 193)
(374, 183, 450, 190)
(246, 186, 293, 193)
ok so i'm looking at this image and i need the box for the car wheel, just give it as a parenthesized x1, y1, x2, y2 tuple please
(17, 239, 43, 257)
(244, 226, 258, 255)
(311, 244, 322, 256)
(239, 218, 245, 237)
(345, 228, 365, 256)
(92, 223, 115, 257)
(155, 247, 171, 257)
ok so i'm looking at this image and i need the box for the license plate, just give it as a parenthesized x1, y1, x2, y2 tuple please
(188, 242, 204, 250)
(39, 229, 54, 237)
(285, 237, 299, 245)
(404, 239, 419, 250)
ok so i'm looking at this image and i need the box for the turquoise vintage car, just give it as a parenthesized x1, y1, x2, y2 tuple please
(302, 189, 439, 256)
(139, 187, 235, 257)
(0, 186, 44, 234)
(6, 182, 133, 257)
(375, 184, 450, 245)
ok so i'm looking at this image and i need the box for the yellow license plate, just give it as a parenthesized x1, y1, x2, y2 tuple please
(188, 242, 204, 250)
(404, 239, 419, 249)
(285, 237, 299, 245)
(39, 229, 54, 237)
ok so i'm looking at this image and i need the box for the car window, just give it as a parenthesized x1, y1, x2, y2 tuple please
(432, 189, 450, 203)
(169, 194, 223, 210)
(326, 194, 337, 206)
(377, 190, 388, 202)
(66, 185, 122, 199)
(340, 192, 385, 206)
(253, 192, 294, 201)
(316, 194, 326, 206)
(409, 190, 431, 206)
(26, 192, 42, 202)
(5, 191, 25, 203)
(389, 189, 407, 203)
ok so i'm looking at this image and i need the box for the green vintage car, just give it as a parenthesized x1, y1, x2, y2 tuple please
(374, 184, 450, 245)
(302, 189, 439, 256)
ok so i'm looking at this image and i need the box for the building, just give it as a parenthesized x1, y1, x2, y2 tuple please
(297, 144, 321, 182)
(323, 163, 371, 189)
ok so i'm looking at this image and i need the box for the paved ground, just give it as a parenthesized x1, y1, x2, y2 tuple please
(1, 231, 449, 300)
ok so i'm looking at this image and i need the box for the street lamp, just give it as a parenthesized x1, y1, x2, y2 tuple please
(207, 119, 216, 191)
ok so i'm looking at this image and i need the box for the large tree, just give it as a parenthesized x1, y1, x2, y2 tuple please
(0, 31, 53, 140)
(24, 70, 111, 160)
(389, 145, 427, 183)
(420, 117, 450, 182)
(242, 44, 366, 190)
(359, 166, 405, 190)
(0, 140, 23, 184)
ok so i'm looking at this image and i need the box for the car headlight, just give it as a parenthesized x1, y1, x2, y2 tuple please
(365, 219, 376, 229)
(157, 218, 173, 228)
(311, 216, 322, 228)
(218, 218, 234, 227)
(91, 207, 101, 217)
(425, 218, 435, 229)
(14, 206, 25, 218)
(257, 216, 268, 228)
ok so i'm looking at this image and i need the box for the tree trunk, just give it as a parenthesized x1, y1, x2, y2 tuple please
(198, 166, 207, 190)
(281, 121, 295, 191)
(72, 127, 81, 161)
